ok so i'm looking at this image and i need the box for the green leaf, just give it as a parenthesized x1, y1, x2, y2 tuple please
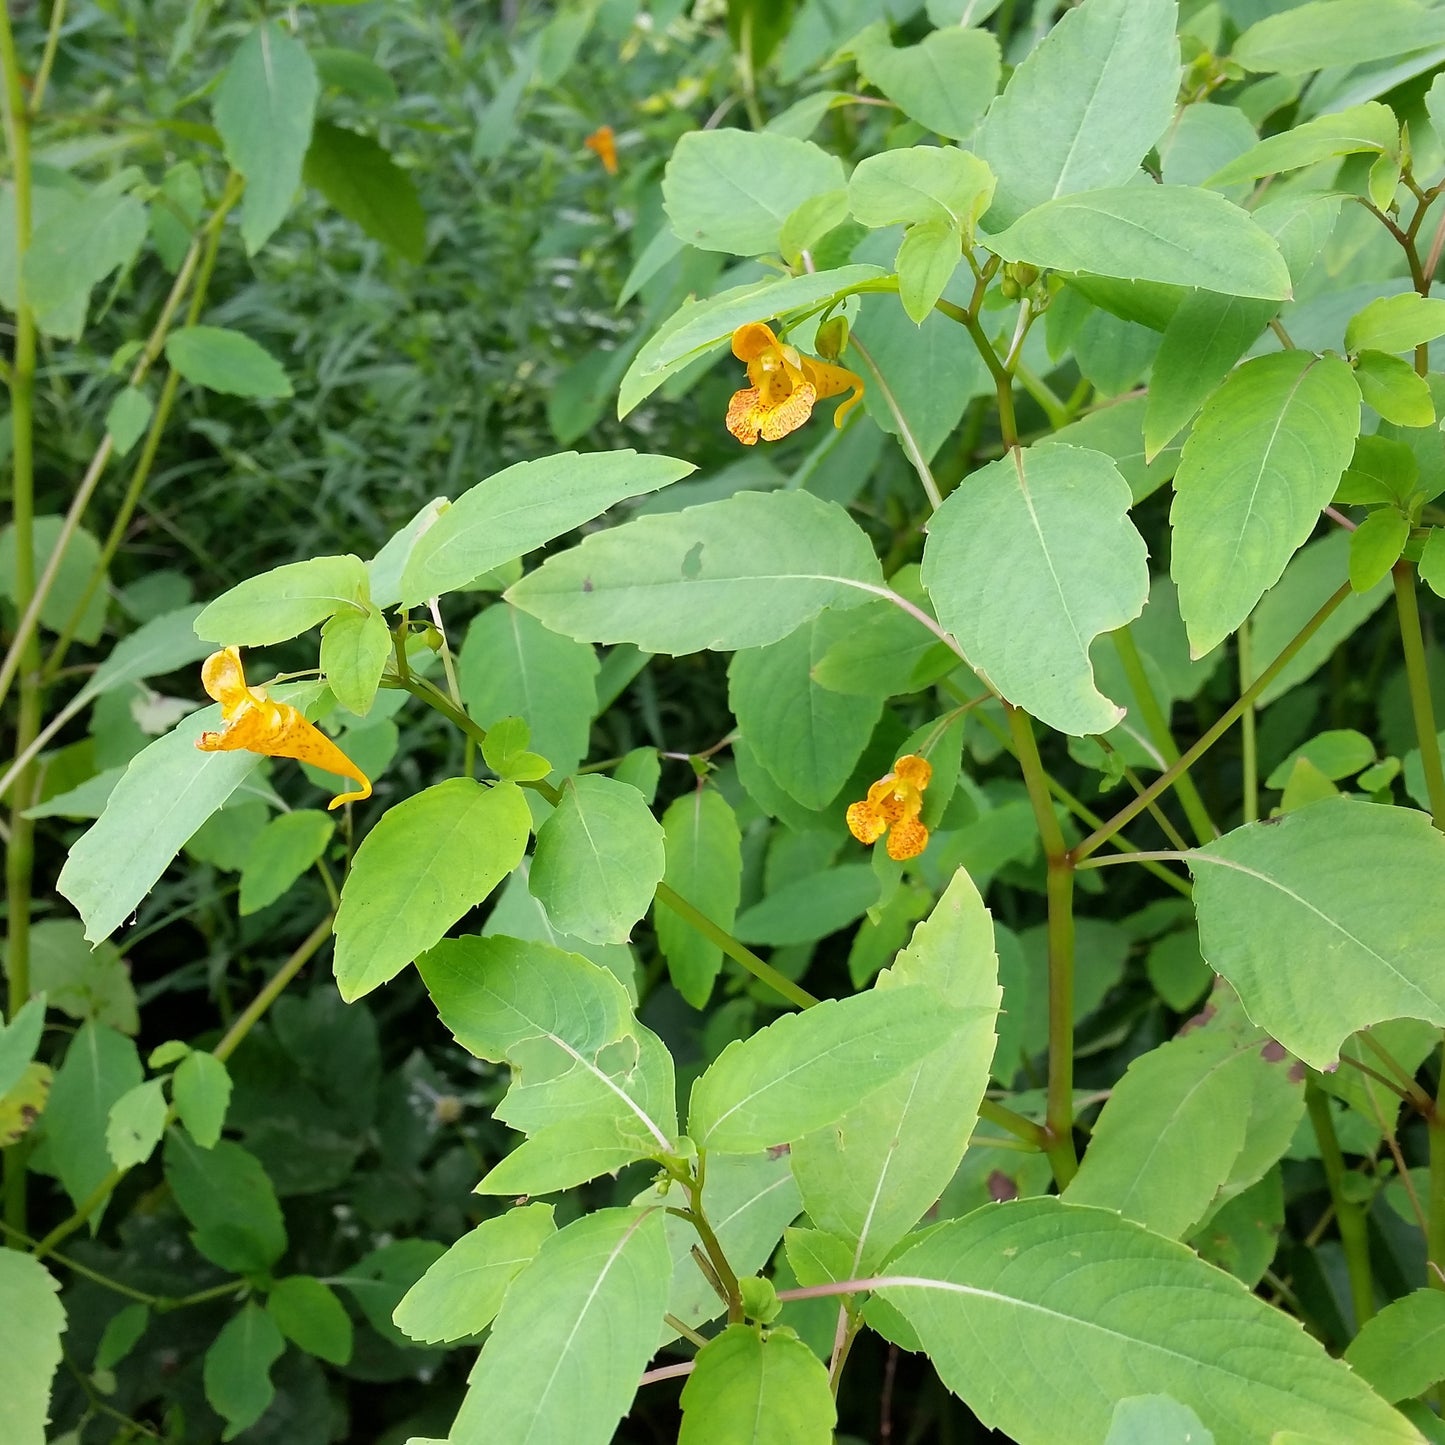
(1232, 0, 1445, 74)
(877, 1198, 1420, 1444)
(1265, 730, 1375, 788)
(792, 869, 1001, 1272)
(196, 556, 368, 648)
(662, 129, 844, 255)
(1347, 293, 1445, 356)
(399, 450, 693, 605)
(105, 1078, 167, 1170)
(445, 1209, 671, 1445)
(0, 995, 45, 1100)
(688, 986, 969, 1152)
(530, 775, 665, 945)
(312, 46, 397, 103)
(1171, 352, 1360, 659)
(392, 1204, 556, 1344)
(24, 188, 146, 336)
(1355, 351, 1435, 427)
(1248, 530, 1392, 706)
(849, 150, 990, 235)
(975, 0, 1182, 227)
(239, 810, 335, 916)
(44, 1021, 142, 1213)
(70, 603, 211, 711)
(479, 717, 551, 783)
(617, 263, 884, 418)
(165, 325, 293, 399)
(856, 28, 1001, 141)
(0, 514, 109, 643)
(1421, 528, 1445, 598)
(729, 613, 883, 810)
(266, 1276, 353, 1367)
(105, 385, 152, 456)
(303, 122, 425, 262)
(333, 777, 532, 1002)
(733, 865, 881, 946)
(0, 1252, 65, 1445)
(1207, 103, 1398, 187)
(203, 1303, 286, 1441)
(336, 1239, 446, 1349)
(897, 219, 965, 325)
(213, 23, 319, 253)
(1349, 508, 1411, 591)
(657, 789, 743, 1008)
(987, 187, 1291, 300)
(164, 1132, 287, 1274)
(922, 444, 1148, 735)
(1190, 798, 1445, 1069)
(1343, 1288, 1445, 1402)
(320, 603, 390, 716)
(171, 1051, 233, 1149)
(1065, 993, 1303, 1238)
(28, 920, 137, 1033)
(507, 490, 883, 654)
(458, 604, 599, 779)
(95, 1301, 150, 1371)
(1106, 1396, 1215, 1445)
(678, 1325, 836, 1444)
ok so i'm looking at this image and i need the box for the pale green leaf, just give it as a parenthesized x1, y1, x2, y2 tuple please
(44, 1021, 142, 1214)
(1207, 102, 1398, 187)
(1190, 798, 1445, 1069)
(1355, 351, 1435, 428)
(303, 122, 425, 263)
(848, 147, 996, 232)
(105, 1078, 167, 1170)
(213, 23, 319, 252)
(878, 1198, 1421, 1444)
(0, 514, 109, 644)
(333, 778, 532, 1001)
(203, 1303, 285, 1441)
(1349, 507, 1411, 592)
(1343, 1288, 1445, 1402)
(105, 385, 152, 456)
(70, 604, 210, 712)
(1171, 352, 1359, 659)
(25, 188, 146, 336)
(688, 986, 969, 1152)
(897, 219, 965, 324)
(1265, 730, 1375, 788)
(857, 28, 1000, 141)
(393, 1204, 556, 1344)
(1347, 293, 1445, 354)
(445, 1208, 671, 1445)
(987, 186, 1291, 300)
(0, 1252, 65, 1445)
(320, 604, 390, 716)
(975, 0, 1182, 226)
(1232, 0, 1445, 74)
(530, 774, 664, 945)
(196, 555, 366, 646)
(1107, 1396, 1215, 1445)
(166, 325, 293, 399)
(0, 995, 45, 1100)
(507, 490, 883, 654)
(238, 809, 335, 916)
(662, 129, 844, 255)
(399, 450, 693, 605)
(171, 1051, 232, 1149)
(266, 1276, 353, 1366)
(678, 1325, 836, 1444)
(657, 789, 743, 1008)
(922, 444, 1148, 735)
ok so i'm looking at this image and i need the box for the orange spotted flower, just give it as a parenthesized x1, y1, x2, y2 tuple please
(846, 754, 932, 861)
(584, 124, 618, 175)
(725, 321, 864, 445)
(195, 647, 371, 810)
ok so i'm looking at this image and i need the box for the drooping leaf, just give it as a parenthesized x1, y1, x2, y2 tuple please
(213, 23, 319, 252)
(0, 995, 45, 1101)
(975, 0, 1181, 227)
(165, 325, 293, 399)
(320, 603, 391, 716)
(333, 778, 532, 1001)
(877, 1198, 1420, 1444)
(105, 1078, 168, 1170)
(303, 122, 425, 262)
(164, 1132, 287, 1274)
(656, 788, 743, 1008)
(43, 1021, 142, 1213)
(399, 450, 693, 605)
(0, 1252, 65, 1445)
(678, 1325, 836, 1444)
(508, 490, 883, 655)
(1190, 798, 1445, 1069)
(265, 1276, 354, 1367)
(922, 444, 1149, 735)
(445, 1208, 672, 1445)
(203, 1303, 286, 1441)
(171, 1051, 233, 1149)
(1171, 352, 1359, 658)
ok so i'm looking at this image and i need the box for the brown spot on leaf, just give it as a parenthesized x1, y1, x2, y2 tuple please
(581, 577, 593, 593)
(767, 1143, 791, 1160)
(1179, 1002, 1216, 1035)
(1260, 1040, 1287, 1063)
(987, 1170, 1019, 1203)
(1289, 1061, 1306, 1083)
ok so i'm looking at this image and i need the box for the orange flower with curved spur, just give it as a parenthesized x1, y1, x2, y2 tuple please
(195, 647, 371, 810)
(584, 124, 618, 175)
(846, 754, 932, 861)
(725, 321, 864, 445)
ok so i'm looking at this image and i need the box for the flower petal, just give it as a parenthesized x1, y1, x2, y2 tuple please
(846, 799, 888, 845)
(801, 356, 865, 428)
(887, 818, 929, 861)
(732, 322, 781, 362)
(201, 647, 255, 713)
(894, 754, 932, 791)
(758, 382, 817, 441)
(726, 386, 766, 445)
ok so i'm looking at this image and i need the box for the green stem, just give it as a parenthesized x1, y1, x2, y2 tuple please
(1, 0, 38, 1245)
(1111, 628, 1217, 844)
(1430, 1053, 1445, 1290)
(938, 294, 1019, 450)
(28, 0, 68, 116)
(1392, 561, 1445, 828)
(1238, 620, 1259, 824)
(685, 1165, 743, 1324)
(1005, 705, 1077, 1185)
(1305, 1080, 1375, 1327)
(1076, 583, 1352, 861)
